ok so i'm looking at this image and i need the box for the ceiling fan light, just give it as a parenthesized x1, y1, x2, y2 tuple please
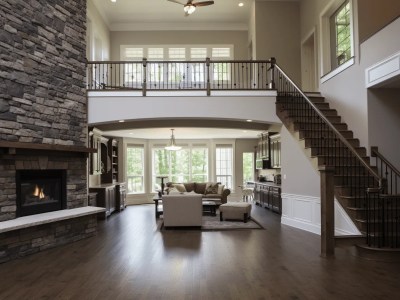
(184, 4, 196, 14)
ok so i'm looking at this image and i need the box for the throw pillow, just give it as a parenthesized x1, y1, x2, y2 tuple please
(217, 184, 225, 195)
(167, 187, 180, 195)
(204, 182, 219, 195)
(172, 183, 187, 193)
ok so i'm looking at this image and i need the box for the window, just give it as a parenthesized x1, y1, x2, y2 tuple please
(216, 145, 233, 188)
(330, 1, 351, 68)
(126, 145, 145, 194)
(152, 146, 208, 191)
(320, 0, 354, 79)
(242, 152, 254, 184)
(122, 47, 143, 85)
(212, 47, 232, 82)
(148, 48, 164, 83)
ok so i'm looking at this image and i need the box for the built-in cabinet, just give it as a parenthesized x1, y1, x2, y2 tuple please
(269, 134, 281, 169)
(254, 182, 281, 214)
(256, 132, 270, 160)
(89, 127, 126, 217)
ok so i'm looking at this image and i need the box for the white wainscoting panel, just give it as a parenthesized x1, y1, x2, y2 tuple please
(281, 193, 360, 236)
(366, 51, 400, 88)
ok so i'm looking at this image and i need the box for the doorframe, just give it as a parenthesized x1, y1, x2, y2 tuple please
(301, 27, 319, 92)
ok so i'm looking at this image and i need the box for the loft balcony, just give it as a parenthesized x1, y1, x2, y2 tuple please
(87, 58, 277, 97)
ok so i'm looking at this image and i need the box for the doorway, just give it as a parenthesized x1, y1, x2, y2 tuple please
(301, 30, 318, 92)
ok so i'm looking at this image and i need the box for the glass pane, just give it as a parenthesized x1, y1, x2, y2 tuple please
(243, 152, 254, 184)
(126, 146, 144, 193)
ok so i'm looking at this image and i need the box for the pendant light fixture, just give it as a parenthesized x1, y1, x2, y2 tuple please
(165, 129, 182, 151)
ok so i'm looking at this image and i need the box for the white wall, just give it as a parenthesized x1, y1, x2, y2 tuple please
(88, 95, 280, 125)
(254, 0, 301, 85)
(87, 0, 110, 60)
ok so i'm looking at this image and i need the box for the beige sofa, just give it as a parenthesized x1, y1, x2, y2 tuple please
(165, 182, 230, 204)
(162, 194, 203, 227)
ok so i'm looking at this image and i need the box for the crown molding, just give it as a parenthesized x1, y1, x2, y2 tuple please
(110, 22, 248, 32)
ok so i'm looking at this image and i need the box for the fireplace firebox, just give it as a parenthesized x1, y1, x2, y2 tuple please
(16, 170, 67, 217)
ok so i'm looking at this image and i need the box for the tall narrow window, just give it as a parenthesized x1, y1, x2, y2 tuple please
(212, 47, 232, 82)
(148, 48, 164, 84)
(242, 152, 254, 184)
(216, 145, 233, 188)
(126, 145, 145, 194)
(330, 1, 351, 68)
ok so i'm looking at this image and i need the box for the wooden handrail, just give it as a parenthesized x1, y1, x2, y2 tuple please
(87, 59, 273, 64)
(273, 63, 382, 186)
(371, 146, 400, 177)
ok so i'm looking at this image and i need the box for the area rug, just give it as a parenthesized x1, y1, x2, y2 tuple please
(158, 215, 264, 231)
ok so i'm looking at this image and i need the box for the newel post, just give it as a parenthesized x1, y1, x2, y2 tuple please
(206, 57, 211, 96)
(319, 165, 335, 257)
(269, 57, 276, 90)
(142, 58, 147, 96)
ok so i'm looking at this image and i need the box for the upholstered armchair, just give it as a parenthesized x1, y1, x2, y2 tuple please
(162, 194, 203, 227)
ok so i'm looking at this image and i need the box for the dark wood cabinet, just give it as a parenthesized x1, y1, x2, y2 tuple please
(253, 182, 281, 215)
(116, 182, 126, 211)
(270, 134, 281, 169)
(89, 185, 116, 218)
(257, 132, 270, 160)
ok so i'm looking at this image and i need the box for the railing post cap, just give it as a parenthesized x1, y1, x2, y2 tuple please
(318, 165, 335, 172)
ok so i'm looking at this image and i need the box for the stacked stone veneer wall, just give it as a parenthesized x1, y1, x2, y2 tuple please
(0, 154, 87, 221)
(0, 214, 97, 263)
(0, 1, 88, 221)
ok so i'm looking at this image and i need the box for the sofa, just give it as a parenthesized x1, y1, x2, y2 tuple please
(165, 182, 230, 204)
(162, 194, 203, 227)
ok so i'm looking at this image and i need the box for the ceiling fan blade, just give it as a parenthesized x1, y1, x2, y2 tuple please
(167, 0, 186, 5)
(193, 1, 214, 7)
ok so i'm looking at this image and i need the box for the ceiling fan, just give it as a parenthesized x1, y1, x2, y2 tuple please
(168, 0, 215, 16)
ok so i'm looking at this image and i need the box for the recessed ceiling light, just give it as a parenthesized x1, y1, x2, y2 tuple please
(242, 130, 247, 133)
(246, 119, 253, 122)
(111, 0, 117, 3)
(129, 132, 133, 135)
(119, 120, 125, 123)
(238, 2, 244, 7)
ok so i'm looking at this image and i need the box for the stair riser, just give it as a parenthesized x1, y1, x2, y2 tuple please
(294, 122, 348, 131)
(334, 176, 377, 186)
(316, 156, 370, 166)
(290, 115, 342, 124)
(305, 139, 360, 148)
(299, 130, 354, 139)
(309, 147, 366, 157)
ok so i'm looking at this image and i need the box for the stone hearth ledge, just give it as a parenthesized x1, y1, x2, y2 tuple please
(0, 207, 106, 233)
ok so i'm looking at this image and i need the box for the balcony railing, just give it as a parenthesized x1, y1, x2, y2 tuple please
(87, 58, 275, 95)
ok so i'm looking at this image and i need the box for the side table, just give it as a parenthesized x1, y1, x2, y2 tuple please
(153, 196, 163, 218)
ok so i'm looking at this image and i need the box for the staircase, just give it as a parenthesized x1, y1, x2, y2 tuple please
(271, 62, 400, 251)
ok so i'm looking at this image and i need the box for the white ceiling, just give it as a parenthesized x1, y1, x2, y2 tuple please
(104, 127, 262, 139)
(92, 0, 297, 31)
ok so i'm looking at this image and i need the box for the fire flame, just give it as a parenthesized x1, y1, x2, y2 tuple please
(33, 185, 45, 199)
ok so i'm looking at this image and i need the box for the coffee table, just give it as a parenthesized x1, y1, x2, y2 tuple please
(202, 201, 216, 216)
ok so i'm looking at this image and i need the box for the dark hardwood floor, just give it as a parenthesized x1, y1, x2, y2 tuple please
(0, 204, 399, 299)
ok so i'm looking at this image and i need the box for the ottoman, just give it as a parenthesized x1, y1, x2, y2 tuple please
(219, 202, 252, 223)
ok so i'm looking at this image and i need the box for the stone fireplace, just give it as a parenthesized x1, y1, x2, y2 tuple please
(0, 0, 103, 263)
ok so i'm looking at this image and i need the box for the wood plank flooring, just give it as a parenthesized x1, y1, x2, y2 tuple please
(0, 204, 399, 299)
